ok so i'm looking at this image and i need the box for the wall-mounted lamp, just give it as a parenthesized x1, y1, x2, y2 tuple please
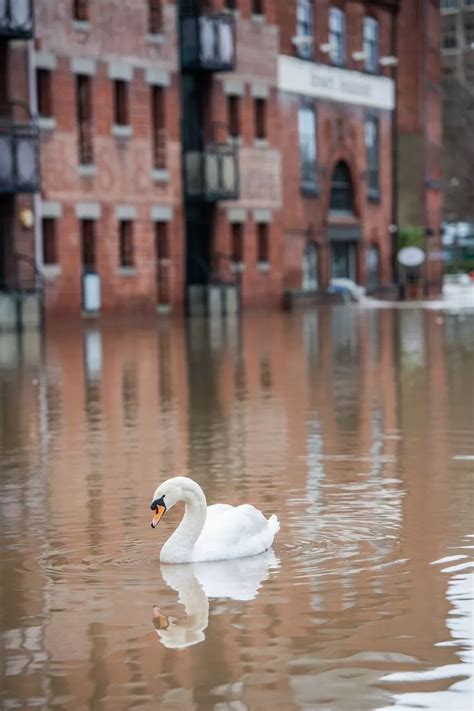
(352, 50, 367, 62)
(319, 42, 332, 54)
(19, 208, 34, 229)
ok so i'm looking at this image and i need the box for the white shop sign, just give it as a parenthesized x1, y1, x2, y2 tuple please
(278, 55, 395, 111)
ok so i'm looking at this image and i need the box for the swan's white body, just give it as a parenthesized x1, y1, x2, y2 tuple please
(150, 476, 280, 564)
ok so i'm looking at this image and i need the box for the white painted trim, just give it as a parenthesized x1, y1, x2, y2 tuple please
(117, 267, 138, 277)
(257, 261, 271, 273)
(72, 20, 91, 33)
(77, 163, 97, 177)
(251, 83, 270, 99)
(40, 200, 62, 218)
(108, 61, 133, 81)
(71, 57, 96, 75)
(150, 205, 173, 222)
(75, 202, 102, 219)
(112, 124, 133, 138)
(38, 117, 56, 131)
(227, 207, 247, 223)
(147, 33, 165, 45)
(253, 208, 272, 223)
(33, 51, 57, 70)
(145, 67, 171, 86)
(223, 78, 245, 96)
(42, 264, 62, 279)
(116, 205, 137, 220)
(151, 168, 170, 183)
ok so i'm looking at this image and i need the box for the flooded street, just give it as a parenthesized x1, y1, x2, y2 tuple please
(0, 308, 473, 711)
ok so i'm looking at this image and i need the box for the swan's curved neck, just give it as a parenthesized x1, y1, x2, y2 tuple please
(162, 482, 207, 562)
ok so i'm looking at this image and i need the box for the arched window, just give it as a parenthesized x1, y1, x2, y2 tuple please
(329, 161, 354, 213)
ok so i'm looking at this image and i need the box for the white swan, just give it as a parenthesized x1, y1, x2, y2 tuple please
(153, 551, 279, 649)
(150, 476, 280, 564)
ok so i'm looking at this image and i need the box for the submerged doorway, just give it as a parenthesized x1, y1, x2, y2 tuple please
(331, 242, 357, 281)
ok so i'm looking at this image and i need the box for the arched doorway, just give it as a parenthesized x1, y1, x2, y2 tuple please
(328, 161, 360, 282)
(302, 242, 319, 291)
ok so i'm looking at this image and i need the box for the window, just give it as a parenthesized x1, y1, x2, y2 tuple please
(231, 223, 243, 263)
(119, 221, 134, 268)
(148, 0, 163, 34)
(442, 32, 457, 50)
(465, 24, 474, 48)
(151, 86, 166, 169)
(367, 245, 380, 290)
(298, 104, 317, 191)
(329, 7, 345, 66)
(224, 0, 236, 8)
(37, 69, 52, 118)
(42, 218, 57, 265)
(155, 221, 169, 260)
(257, 223, 269, 263)
(296, 0, 314, 59)
(73, 0, 89, 21)
(81, 220, 96, 272)
(114, 80, 129, 126)
(76, 75, 93, 164)
(254, 98, 267, 140)
(364, 17, 379, 73)
(329, 161, 354, 213)
(365, 116, 380, 198)
(252, 0, 264, 16)
(228, 95, 240, 138)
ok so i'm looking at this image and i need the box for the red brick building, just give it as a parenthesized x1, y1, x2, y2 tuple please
(0, 0, 443, 323)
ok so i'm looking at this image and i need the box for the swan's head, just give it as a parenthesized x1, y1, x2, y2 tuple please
(150, 477, 185, 528)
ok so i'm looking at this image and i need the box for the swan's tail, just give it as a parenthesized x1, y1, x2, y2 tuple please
(268, 514, 280, 535)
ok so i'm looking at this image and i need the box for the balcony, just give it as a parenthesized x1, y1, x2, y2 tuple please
(0, 104, 40, 194)
(0, 0, 34, 39)
(181, 11, 235, 72)
(184, 142, 239, 202)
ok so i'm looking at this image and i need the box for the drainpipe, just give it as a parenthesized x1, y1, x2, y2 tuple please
(27, 36, 43, 272)
(390, 2, 400, 293)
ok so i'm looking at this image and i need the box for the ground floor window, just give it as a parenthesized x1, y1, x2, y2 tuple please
(366, 244, 380, 290)
(81, 219, 96, 272)
(302, 242, 318, 290)
(331, 242, 357, 281)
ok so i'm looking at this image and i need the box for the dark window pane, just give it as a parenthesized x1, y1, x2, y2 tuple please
(37, 69, 52, 118)
(119, 221, 134, 267)
(73, 0, 89, 21)
(330, 161, 354, 213)
(255, 98, 267, 140)
(151, 86, 166, 168)
(114, 80, 129, 126)
(252, 0, 264, 15)
(155, 221, 169, 260)
(257, 223, 269, 263)
(76, 75, 93, 164)
(228, 95, 240, 137)
(298, 105, 317, 189)
(42, 218, 57, 265)
(365, 116, 379, 196)
(148, 0, 163, 34)
(329, 7, 345, 65)
(81, 220, 96, 271)
(231, 222, 243, 262)
(296, 0, 314, 59)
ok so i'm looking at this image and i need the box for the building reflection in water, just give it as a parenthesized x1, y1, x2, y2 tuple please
(0, 309, 472, 709)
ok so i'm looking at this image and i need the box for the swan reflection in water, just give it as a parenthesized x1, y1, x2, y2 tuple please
(153, 550, 279, 649)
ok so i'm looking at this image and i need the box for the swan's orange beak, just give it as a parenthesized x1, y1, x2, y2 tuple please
(151, 505, 166, 528)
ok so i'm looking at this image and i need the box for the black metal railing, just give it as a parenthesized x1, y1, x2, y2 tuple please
(0, 103, 40, 194)
(184, 141, 239, 201)
(181, 10, 235, 72)
(0, 0, 34, 39)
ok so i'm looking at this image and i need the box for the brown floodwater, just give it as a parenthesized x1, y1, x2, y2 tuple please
(0, 307, 473, 711)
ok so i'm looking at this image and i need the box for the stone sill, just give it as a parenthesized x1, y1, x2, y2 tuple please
(257, 261, 270, 273)
(112, 124, 133, 138)
(73, 20, 91, 33)
(38, 116, 56, 131)
(158, 258, 171, 266)
(253, 138, 269, 149)
(42, 264, 61, 280)
(151, 168, 170, 183)
(230, 262, 245, 274)
(156, 304, 172, 314)
(147, 33, 165, 45)
(251, 13, 265, 24)
(77, 163, 97, 177)
(117, 267, 138, 277)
